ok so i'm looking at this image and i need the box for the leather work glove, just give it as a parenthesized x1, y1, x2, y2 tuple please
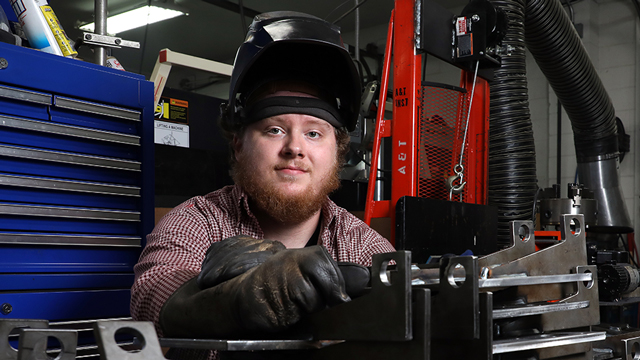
(337, 262, 371, 298)
(197, 235, 286, 289)
(160, 245, 351, 339)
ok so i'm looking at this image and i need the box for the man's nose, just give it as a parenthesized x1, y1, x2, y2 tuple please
(282, 133, 305, 158)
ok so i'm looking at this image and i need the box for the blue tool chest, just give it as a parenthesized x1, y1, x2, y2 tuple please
(0, 41, 154, 327)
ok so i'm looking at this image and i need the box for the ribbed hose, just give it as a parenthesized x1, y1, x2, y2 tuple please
(488, 0, 538, 247)
(525, 0, 618, 160)
(525, 0, 631, 232)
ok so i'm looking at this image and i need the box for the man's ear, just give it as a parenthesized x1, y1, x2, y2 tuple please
(232, 135, 242, 161)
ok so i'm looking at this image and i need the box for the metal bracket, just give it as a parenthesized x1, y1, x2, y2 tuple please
(478, 219, 537, 268)
(431, 255, 480, 339)
(305, 251, 413, 341)
(82, 33, 140, 49)
(481, 215, 588, 278)
(93, 320, 165, 360)
(0, 319, 49, 360)
(539, 265, 600, 331)
(594, 331, 640, 359)
(17, 329, 77, 360)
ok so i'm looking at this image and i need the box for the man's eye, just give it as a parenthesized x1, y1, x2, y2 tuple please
(267, 128, 283, 134)
(307, 131, 320, 138)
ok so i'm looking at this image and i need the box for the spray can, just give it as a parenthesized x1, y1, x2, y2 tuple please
(10, 0, 77, 57)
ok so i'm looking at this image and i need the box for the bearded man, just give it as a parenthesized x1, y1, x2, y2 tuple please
(130, 11, 394, 360)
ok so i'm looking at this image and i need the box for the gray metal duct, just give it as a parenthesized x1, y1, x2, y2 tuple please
(525, 0, 632, 233)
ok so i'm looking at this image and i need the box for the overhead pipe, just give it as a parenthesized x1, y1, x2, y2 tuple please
(525, 0, 632, 233)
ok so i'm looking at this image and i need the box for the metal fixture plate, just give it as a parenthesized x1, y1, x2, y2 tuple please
(93, 320, 166, 360)
(18, 328, 77, 360)
(0, 319, 49, 360)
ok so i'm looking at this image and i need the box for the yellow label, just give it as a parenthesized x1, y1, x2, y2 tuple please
(40, 6, 77, 57)
(163, 102, 170, 119)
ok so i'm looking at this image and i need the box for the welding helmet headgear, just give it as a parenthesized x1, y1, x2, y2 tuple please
(221, 11, 361, 132)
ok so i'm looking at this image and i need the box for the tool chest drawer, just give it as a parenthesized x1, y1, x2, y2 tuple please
(0, 42, 154, 322)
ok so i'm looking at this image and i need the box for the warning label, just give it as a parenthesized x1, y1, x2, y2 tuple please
(155, 97, 189, 124)
(154, 120, 189, 148)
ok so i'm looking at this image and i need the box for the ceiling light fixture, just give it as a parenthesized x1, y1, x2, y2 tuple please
(79, 5, 187, 35)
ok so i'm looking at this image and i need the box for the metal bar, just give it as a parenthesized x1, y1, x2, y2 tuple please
(492, 332, 606, 354)
(0, 173, 140, 196)
(0, 233, 140, 246)
(412, 268, 592, 288)
(480, 273, 592, 288)
(0, 115, 140, 145)
(159, 338, 340, 351)
(493, 300, 590, 319)
(94, 0, 107, 66)
(0, 203, 140, 221)
(0, 144, 141, 171)
(54, 97, 140, 121)
(51, 318, 132, 329)
(0, 85, 51, 105)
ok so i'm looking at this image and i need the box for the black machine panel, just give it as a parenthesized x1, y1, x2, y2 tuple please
(396, 196, 498, 263)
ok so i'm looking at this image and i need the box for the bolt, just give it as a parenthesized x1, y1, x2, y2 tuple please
(115, 39, 121, 45)
(1, 303, 12, 315)
(472, 14, 480, 22)
(85, 34, 92, 40)
(480, 267, 490, 279)
(0, 58, 7, 69)
(610, 326, 622, 333)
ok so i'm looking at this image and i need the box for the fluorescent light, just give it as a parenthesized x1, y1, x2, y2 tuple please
(79, 5, 186, 35)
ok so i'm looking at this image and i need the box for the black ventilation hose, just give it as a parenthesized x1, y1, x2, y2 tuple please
(488, 0, 538, 247)
(525, 0, 618, 161)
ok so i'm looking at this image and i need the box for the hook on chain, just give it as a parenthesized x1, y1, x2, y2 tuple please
(447, 164, 466, 199)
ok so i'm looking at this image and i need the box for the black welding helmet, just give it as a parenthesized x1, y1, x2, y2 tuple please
(221, 11, 361, 132)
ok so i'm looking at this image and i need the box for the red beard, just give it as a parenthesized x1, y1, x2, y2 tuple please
(232, 157, 341, 224)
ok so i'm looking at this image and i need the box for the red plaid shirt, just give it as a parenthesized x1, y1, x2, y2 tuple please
(131, 185, 394, 360)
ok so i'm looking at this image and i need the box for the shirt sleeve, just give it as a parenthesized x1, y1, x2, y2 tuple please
(328, 208, 396, 266)
(353, 225, 396, 266)
(130, 202, 213, 336)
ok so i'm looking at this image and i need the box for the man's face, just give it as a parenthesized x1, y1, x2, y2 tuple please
(232, 113, 341, 223)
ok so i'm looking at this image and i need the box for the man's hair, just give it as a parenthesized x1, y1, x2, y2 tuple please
(218, 114, 351, 171)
